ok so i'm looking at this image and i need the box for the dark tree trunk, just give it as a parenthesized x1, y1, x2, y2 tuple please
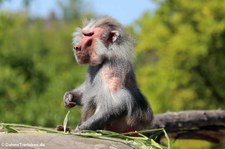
(151, 109, 225, 143)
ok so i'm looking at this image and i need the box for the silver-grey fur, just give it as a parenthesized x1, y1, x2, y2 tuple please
(64, 16, 153, 132)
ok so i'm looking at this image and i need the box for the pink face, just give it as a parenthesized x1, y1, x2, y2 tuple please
(74, 27, 105, 65)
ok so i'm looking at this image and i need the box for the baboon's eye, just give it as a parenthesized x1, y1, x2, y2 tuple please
(83, 31, 94, 37)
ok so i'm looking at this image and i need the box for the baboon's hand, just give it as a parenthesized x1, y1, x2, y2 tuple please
(63, 92, 76, 108)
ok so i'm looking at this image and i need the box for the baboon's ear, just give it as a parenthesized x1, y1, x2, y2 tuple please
(110, 30, 120, 43)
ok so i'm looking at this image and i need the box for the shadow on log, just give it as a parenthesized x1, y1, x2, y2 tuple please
(151, 109, 225, 143)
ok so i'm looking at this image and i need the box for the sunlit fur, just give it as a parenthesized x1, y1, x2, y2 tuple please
(64, 16, 153, 133)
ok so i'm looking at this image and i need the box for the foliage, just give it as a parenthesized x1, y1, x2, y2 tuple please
(133, 0, 225, 112)
(0, 2, 87, 127)
(57, 0, 92, 21)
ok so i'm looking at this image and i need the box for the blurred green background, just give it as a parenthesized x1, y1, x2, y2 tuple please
(0, 0, 225, 148)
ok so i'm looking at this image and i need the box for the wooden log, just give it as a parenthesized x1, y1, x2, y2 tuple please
(151, 109, 225, 143)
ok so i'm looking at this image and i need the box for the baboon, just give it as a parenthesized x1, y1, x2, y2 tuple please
(63, 16, 153, 133)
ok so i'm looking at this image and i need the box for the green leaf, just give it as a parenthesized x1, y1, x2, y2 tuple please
(63, 110, 70, 133)
(2, 125, 18, 133)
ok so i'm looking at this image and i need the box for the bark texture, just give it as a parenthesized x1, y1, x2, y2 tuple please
(151, 109, 225, 143)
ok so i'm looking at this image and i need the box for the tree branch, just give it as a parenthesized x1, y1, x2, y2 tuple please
(151, 109, 225, 143)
